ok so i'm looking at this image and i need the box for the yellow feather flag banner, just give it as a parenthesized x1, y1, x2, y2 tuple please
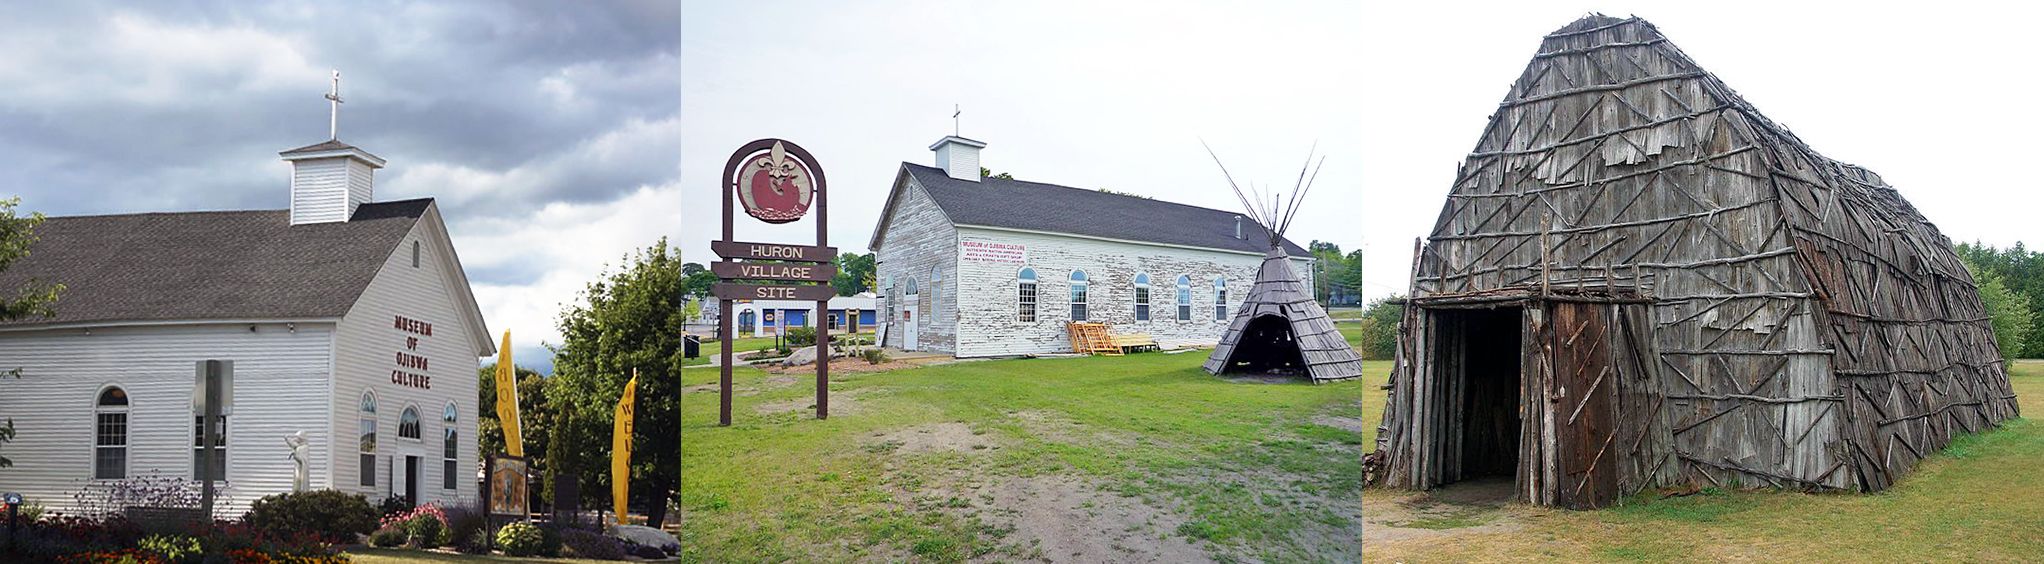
(612, 370, 638, 525)
(495, 331, 524, 457)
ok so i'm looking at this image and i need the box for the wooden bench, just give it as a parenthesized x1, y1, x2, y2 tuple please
(1110, 333, 1159, 353)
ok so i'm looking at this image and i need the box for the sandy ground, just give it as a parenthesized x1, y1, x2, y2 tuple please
(1364, 477, 1523, 547)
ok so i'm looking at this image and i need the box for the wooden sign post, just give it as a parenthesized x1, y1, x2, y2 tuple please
(717, 139, 834, 425)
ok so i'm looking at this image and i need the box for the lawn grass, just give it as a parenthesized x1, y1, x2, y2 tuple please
(1364, 360, 2044, 562)
(680, 333, 874, 367)
(682, 344, 1366, 562)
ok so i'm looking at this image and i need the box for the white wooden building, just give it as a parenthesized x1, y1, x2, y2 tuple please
(871, 136, 1315, 357)
(0, 136, 493, 517)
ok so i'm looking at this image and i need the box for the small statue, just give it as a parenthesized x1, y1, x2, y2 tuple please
(284, 431, 311, 492)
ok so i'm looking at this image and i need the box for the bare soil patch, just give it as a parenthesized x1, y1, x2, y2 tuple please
(971, 476, 1213, 564)
(754, 387, 880, 417)
(1009, 410, 1138, 449)
(871, 422, 996, 454)
(1364, 477, 1523, 545)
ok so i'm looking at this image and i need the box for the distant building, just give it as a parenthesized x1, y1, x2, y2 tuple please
(727, 294, 879, 338)
(869, 135, 1313, 357)
(0, 113, 489, 516)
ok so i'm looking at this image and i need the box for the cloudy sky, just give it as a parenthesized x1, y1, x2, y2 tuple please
(0, 0, 679, 373)
(680, 1, 1367, 281)
(1357, 1, 2044, 301)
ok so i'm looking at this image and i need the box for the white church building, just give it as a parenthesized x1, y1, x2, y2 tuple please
(871, 136, 1315, 357)
(0, 128, 491, 515)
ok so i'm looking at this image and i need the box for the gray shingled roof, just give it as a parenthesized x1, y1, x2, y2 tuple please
(902, 163, 1310, 256)
(0, 199, 432, 327)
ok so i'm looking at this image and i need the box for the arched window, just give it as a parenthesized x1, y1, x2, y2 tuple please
(1214, 277, 1228, 321)
(94, 386, 129, 480)
(1176, 275, 1193, 321)
(399, 405, 422, 440)
(442, 403, 459, 490)
(1069, 270, 1089, 321)
(1133, 273, 1152, 321)
(359, 391, 378, 487)
(930, 267, 943, 322)
(1017, 267, 1038, 322)
(904, 277, 920, 327)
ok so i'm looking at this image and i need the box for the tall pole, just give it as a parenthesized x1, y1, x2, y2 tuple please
(816, 156, 830, 421)
(719, 147, 735, 427)
(198, 360, 224, 521)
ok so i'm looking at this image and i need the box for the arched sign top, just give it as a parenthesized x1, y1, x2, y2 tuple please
(725, 139, 825, 224)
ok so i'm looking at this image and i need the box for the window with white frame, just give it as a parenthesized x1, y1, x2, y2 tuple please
(399, 405, 421, 440)
(1214, 277, 1228, 321)
(1176, 275, 1193, 321)
(192, 413, 227, 481)
(359, 391, 378, 487)
(1069, 270, 1089, 321)
(442, 403, 459, 490)
(1017, 267, 1038, 322)
(1134, 273, 1151, 321)
(94, 387, 129, 480)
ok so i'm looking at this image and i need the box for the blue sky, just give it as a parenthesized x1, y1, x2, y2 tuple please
(0, 1, 681, 373)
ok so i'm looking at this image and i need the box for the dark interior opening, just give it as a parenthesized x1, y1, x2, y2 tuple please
(1434, 306, 1522, 482)
(1222, 314, 1307, 374)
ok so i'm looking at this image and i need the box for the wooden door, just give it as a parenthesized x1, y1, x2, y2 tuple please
(1548, 302, 1619, 509)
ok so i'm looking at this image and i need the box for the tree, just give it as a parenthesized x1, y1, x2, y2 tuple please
(682, 299, 703, 324)
(680, 262, 715, 299)
(832, 252, 876, 296)
(0, 197, 61, 468)
(547, 238, 681, 527)
(1958, 241, 2044, 357)
(1960, 254, 2036, 362)
(979, 167, 1014, 180)
(476, 364, 550, 464)
(1356, 296, 1403, 360)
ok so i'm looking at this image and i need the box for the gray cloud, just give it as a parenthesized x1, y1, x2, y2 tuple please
(0, 0, 680, 372)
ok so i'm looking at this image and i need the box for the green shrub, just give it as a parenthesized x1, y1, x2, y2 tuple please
(442, 503, 490, 554)
(369, 526, 407, 548)
(405, 513, 446, 549)
(243, 489, 378, 543)
(785, 326, 816, 346)
(862, 348, 889, 364)
(457, 529, 493, 555)
(537, 523, 565, 557)
(496, 521, 543, 556)
(138, 533, 202, 561)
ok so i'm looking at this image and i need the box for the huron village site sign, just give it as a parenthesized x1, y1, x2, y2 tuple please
(715, 139, 834, 425)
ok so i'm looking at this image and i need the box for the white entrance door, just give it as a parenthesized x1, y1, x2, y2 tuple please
(903, 301, 919, 351)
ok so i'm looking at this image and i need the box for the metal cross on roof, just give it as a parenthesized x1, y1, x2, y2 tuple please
(325, 70, 344, 140)
(952, 104, 960, 137)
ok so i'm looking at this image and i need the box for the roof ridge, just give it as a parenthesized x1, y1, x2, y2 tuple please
(44, 208, 283, 220)
(902, 162, 1270, 221)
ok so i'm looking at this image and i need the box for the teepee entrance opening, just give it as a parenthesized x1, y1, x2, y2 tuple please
(1218, 314, 1309, 374)
(1426, 306, 1523, 484)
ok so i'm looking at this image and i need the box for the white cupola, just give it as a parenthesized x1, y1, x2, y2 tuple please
(281, 140, 384, 225)
(282, 69, 383, 225)
(929, 135, 987, 182)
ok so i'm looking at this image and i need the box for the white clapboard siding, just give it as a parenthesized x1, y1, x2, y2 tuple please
(949, 227, 1312, 358)
(0, 322, 336, 518)
(331, 205, 484, 508)
(873, 174, 959, 352)
(289, 158, 353, 225)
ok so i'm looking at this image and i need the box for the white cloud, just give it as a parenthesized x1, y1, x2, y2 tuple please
(455, 182, 683, 352)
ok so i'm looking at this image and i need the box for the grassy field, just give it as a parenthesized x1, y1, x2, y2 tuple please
(680, 333, 875, 367)
(1364, 360, 2044, 562)
(681, 344, 1366, 562)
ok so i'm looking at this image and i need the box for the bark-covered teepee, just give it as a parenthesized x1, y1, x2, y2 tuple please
(1200, 146, 1363, 383)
